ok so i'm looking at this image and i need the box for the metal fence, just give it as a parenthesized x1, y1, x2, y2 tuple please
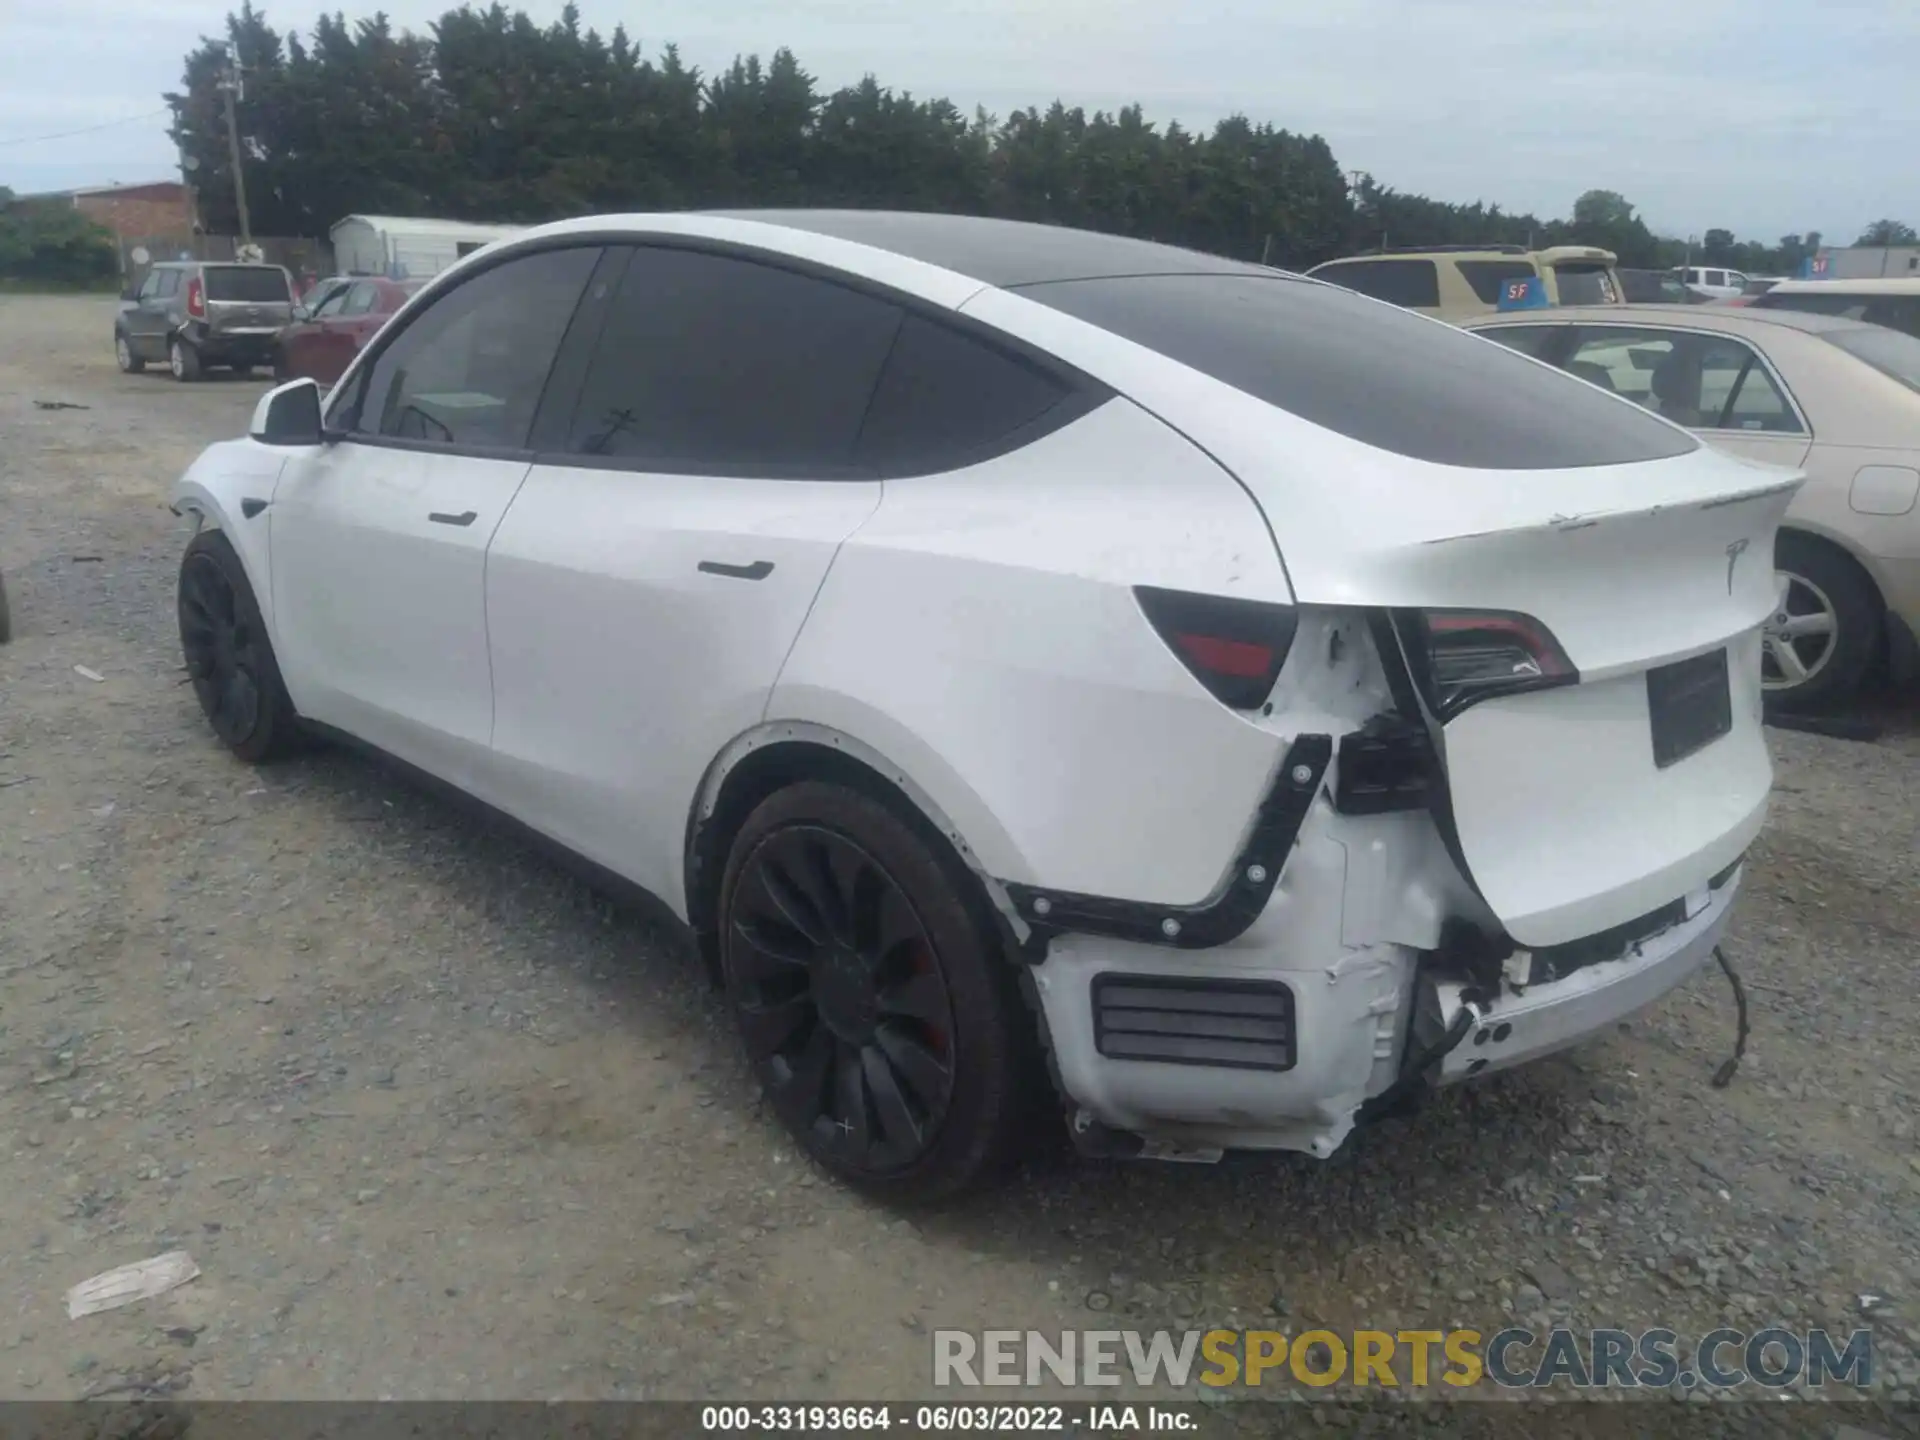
(116, 234, 335, 292)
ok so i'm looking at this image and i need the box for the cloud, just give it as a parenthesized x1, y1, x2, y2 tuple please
(4, 0, 1914, 240)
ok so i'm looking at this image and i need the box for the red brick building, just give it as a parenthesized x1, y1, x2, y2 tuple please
(30, 181, 196, 240)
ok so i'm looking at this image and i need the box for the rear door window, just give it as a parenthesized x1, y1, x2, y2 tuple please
(1309, 259, 1440, 309)
(854, 314, 1076, 474)
(339, 282, 380, 317)
(561, 245, 902, 474)
(1456, 260, 1538, 305)
(203, 266, 291, 302)
(1017, 273, 1696, 468)
(155, 269, 181, 299)
(1563, 328, 1802, 433)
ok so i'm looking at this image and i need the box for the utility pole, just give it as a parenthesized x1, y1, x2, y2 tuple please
(218, 49, 252, 246)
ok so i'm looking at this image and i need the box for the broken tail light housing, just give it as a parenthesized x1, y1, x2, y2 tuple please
(185, 276, 206, 319)
(1405, 608, 1576, 718)
(1134, 586, 1298, 710)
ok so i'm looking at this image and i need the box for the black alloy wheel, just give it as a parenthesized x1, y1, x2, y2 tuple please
(719, 781, 1034, 1202)
(180, 547, 264, 746)
(729, 823, 957, 1173)
(176, 530, 301, 761)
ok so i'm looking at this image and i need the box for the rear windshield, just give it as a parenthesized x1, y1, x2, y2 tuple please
(204, 266, 291, 303)
(1825, 327, 1920, 393)
(1014, 273, 1697, 469)
(1552, 264, 1619, 306)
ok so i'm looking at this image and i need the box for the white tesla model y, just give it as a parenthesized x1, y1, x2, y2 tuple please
(170, 211, 1798, 1200)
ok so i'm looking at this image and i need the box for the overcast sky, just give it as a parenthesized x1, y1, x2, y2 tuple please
(2, 0, 1913, 244)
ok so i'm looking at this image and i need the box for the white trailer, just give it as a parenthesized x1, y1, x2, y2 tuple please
(327, 214, 525, 281)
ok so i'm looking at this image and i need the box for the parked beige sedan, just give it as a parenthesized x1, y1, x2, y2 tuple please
(1465, 305, 1920, 710)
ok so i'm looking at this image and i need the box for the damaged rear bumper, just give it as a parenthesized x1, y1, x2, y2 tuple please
(1029, 860, 1740, 1161)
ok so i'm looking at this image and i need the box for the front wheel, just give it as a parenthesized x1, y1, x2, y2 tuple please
(177, 530, 303, 762)
(718, 782, 1033, 1203)
(1763, 532, 1882, 713)
(115, 333, 145, 374)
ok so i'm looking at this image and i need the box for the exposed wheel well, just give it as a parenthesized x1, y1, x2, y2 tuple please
(684, 739, 1013, 988)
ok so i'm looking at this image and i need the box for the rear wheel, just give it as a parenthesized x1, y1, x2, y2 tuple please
(0, 571, 11, 644)
(718, 781, 1031, 1203)
(115, 333, 144, 374)
(169, 337, 202, 382)
(177, 530, 302, 762)
(1764, 532, 1882, 712)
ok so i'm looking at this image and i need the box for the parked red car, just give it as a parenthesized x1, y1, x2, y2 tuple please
(270, 277, 421, 385)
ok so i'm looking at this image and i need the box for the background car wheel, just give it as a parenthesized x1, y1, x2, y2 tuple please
(0, 571, 11, 644)
(718, 781, 1034, 1203)
(115, 334, 144, 374)
(1764, 531, 1882, 713)
(270, 352, 289, 383)
(169, 338, 202, 382)
(177, 530, 303, 762)
(228, 363, 254, 379)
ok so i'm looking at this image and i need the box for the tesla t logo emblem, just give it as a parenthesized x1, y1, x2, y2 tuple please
(1724, 538, 1750, 594)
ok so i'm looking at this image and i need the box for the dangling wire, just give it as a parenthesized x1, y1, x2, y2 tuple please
(1710, 945, 1749, 1089)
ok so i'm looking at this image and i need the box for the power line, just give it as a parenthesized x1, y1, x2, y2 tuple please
(0, 107, 171, 149)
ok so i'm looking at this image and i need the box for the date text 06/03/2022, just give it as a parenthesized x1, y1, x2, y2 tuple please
(699, 1404, 1195, 1432)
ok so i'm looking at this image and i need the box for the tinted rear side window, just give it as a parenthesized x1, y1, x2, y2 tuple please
(855, 315, 1073, 473)
(204, 266, 291, 302)
(1457, 260, 1538, 305)
(1016, 274, 1699, 469)
(565, 247, 902, 472)
(1310, 259, 1440, 308)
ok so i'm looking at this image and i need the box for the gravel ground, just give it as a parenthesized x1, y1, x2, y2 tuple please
(1, 293, 1917, 1411)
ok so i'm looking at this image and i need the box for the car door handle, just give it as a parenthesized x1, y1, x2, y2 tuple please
(428, 510, 478, 527)
(697, 560, 774, 581)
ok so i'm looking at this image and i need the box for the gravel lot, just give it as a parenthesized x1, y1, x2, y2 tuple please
(1, 293, 1917, 1410)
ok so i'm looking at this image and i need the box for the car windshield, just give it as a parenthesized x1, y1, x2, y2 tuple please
(204, 266, 291, 303)
(1825, 326, 1920, 394)
(1553, 264, 1618, 305)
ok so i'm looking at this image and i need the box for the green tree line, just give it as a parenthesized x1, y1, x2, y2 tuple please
(0, 189, 122, 285)
(150, 2, 1913, 275)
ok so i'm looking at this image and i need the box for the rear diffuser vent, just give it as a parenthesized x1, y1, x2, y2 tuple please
(1091, 974, 1296, 1072)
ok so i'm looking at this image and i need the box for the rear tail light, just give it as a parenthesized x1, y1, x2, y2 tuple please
(1407, 608, 1576, 718)
(185, 277, 205, 319)
(1134, 586, 1298, 710)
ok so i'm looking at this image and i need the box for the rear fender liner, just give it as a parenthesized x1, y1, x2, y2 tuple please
(1001, 733, 1333, 954)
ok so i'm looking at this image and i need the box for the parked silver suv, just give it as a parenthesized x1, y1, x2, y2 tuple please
(114, 262, 295, 381)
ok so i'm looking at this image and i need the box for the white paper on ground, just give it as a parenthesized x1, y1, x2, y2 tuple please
(67, 1251, 201, 1319)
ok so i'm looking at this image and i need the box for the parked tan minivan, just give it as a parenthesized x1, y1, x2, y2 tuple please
(1306, 244, 1624, 320)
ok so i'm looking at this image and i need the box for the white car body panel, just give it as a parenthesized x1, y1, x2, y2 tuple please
(769, 397, 1294, 905)
(269, 441, 531, 789)
(483, 465, 883, 908)
(168, 439, 290, 627)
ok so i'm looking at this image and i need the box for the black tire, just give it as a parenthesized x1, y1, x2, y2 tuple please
(177, 530, 303, 762)
(0, 571, 11, 645)
(718, 781, 1032, 1203)
(228, 362, 254, 379)
(1765, 531, 1882, 713)
(115, 332, 145, 374)
(169, 336, 202, 383)
(270, 350, 289, 383)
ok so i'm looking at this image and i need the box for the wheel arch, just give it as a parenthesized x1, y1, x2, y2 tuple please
(682, 722, 1030, 987)
(1776, 521, 1893, 631)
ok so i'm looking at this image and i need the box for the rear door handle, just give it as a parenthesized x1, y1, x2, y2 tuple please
(428, 510, 478, 527)
(697, 560, 774, 581)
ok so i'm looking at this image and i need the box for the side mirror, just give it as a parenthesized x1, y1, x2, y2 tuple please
(290, 303, 310, 322)
(121, 288, 139, 304)
(249, 379, 324, 447)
